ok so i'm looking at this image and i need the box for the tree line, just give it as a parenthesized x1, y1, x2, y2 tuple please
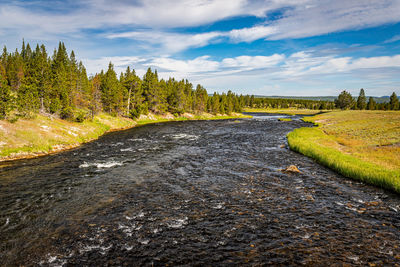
(0, 41, 244, 121)
(243, 95, 336, 110)
(1, 41, 399, 120)
(335, 89, 400, 110)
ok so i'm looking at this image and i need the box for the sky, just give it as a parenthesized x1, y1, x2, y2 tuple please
(1, 0, 400, 96)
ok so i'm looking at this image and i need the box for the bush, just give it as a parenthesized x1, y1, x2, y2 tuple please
(60, 106, 74, 120)
(129, 104, 148, 119)
(74, 110, 88, 122)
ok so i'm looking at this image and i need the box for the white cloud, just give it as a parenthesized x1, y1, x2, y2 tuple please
(265, 0, 400, 40)
(83, 56, 148, 76)
(228, 26, 277, 42)
(222, 54, 284, 69)
(2, 0, 400, 53)
(147, 56, 220, 75)
(107, 31, 223, 53)
(384, 35, 400, 44)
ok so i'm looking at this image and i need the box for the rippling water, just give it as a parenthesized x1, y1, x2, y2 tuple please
(1, 113, 400, 266)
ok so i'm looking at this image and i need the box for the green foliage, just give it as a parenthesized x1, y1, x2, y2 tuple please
(74, 109, 88, 122)
(243, 95, 335, 110)
(335, 90, 354, 109)
(367, 97, 376, 110)
(129, 104, 148, 119)
(60, 106, 74, 120)
(0, 66, 13, 119)
(390, 92, 399, 110)
(357, 88, 367, 110)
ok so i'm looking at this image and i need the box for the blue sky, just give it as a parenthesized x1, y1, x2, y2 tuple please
(1, 0, 400, 96)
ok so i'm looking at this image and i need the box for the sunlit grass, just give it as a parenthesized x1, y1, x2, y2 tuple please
(0, 113, 135, 158)
(243, 107, 328, 115)
(287, 110, 400, 193)
(0, 112, 251, 160)
(278, 118, 292, 122)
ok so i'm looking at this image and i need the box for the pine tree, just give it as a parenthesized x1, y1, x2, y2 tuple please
(142, 68, 166, 113)
(88, 74, 102, 119)
(389, 92, 399, 110)
(367, 97, 376, 110)
(0, 63, 13, 119)
(100, 63, 121, 114)
(357, 88, 367, 110)
(211, 93, 220, 114)
(335, 90, 354, 110)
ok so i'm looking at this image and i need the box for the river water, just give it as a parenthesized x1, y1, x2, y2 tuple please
(1, 113, 400, 266)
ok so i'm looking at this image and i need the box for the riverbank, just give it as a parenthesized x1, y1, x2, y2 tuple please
(243, 107, 329, 115)
(0, 112, 250, 162)
(287, 110, 400, 193)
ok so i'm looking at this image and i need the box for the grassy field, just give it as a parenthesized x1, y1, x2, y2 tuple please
(287, 111, 400, 193)
(278, 118, 292, 122)
(0, 112, 250, 161)
(243, 107, 327, 115)
(0, 113, 135, 160)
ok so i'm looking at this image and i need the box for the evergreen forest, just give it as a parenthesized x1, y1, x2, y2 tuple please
(0, 41, 398, 122)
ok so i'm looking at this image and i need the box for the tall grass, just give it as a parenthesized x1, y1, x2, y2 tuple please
(287, 111, 400, 193)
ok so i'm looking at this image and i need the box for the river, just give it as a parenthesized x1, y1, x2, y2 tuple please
(1, 113, 400, 266)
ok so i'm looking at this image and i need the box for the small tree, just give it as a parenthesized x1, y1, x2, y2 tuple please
(367, 97, 376, 110)
(357, 88, 367, 110)
(389, 92, 399, 110)
(335, 90, 354, 110)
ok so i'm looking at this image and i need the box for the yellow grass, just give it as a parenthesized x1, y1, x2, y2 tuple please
(0, 113, 134, 160)
(287, 110, 400, 192)
(0, 112, 251, 161)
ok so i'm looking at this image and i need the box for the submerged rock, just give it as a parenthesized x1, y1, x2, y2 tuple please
(281, 165, 301, 174)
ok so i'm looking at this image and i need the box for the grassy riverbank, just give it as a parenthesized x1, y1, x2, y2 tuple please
(243, 108, 327, 115)
(287, 111, 400, 193)
(0, 112, 250, 162)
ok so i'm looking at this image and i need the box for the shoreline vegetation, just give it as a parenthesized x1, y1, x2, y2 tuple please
(0, 112, 250, 162)
(287, 110, 400, 193)
(243, 108, 326, 115)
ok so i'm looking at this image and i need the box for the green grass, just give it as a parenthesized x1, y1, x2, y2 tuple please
(243, 107, 327, 115)
(287, 110, 400, 193)
(278, 118, 292, 122)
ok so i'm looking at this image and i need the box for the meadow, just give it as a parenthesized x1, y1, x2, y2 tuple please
(287, 111, 400, 193)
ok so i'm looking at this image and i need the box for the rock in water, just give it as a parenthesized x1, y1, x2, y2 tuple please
(282, 165, 301, 174)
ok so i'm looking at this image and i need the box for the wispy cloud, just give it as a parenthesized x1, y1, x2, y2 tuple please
(3, 1, 400, 45)
(106, 31, 223, 53)
(384, 35, 400, 44)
